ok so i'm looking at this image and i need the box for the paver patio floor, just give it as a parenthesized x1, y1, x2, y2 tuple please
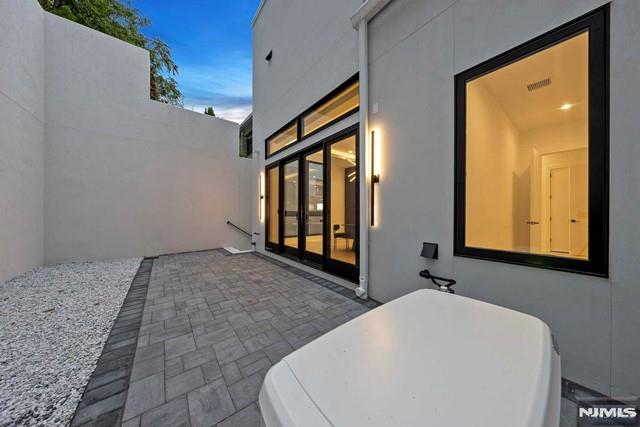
(120, 250, 373, 426)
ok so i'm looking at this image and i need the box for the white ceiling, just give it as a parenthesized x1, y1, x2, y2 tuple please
(477, 31, 588, 132)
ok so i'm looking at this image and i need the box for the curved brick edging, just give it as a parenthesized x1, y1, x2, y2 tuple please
(70, 258, 154, 426)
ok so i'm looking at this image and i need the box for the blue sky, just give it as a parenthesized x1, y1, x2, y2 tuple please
(132, 0, 260, 123)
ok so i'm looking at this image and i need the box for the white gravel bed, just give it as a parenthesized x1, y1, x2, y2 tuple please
(0, 258, 142, 427)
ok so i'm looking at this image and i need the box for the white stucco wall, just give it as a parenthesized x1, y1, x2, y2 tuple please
(0, 1, 252, 281)
(0, 0, 45, 284)
(42, 13, 253, 265)
(366, 0, 639, 396)
(253, 0, 640, 398)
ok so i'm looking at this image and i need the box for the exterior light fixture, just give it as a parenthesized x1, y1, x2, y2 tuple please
(370, 130, 380, 226)
(560, 103, 573, 110)
(259, 172, 265, 223)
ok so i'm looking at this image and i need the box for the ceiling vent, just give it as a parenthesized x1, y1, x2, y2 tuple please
(527, 78, 552, 92)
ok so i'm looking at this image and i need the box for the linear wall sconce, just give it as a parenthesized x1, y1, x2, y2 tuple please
(370, 130, 380, 226)
(259, 172, 265, 223)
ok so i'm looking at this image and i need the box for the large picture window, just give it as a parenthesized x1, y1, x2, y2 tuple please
(454, 6, 608, 276)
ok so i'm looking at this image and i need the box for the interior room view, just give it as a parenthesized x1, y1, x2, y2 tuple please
(465, 31, 589, 260)
(279, 136, 357, 266)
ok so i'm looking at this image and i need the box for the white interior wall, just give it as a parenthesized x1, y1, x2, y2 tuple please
(0, 0, 45, 284)
(465, 81, 518, 251)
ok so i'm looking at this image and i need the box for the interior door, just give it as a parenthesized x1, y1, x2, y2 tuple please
(302, 148, 324, 263)
(282, 159, 299, 255)
(550, 167, 571, 253)
(570, 163, 589, 258)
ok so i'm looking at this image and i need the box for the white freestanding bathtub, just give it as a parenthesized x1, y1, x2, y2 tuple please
(259, 289, 561, 427)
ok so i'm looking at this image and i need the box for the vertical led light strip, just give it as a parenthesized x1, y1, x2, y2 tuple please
(259, 172, 265, 223)
(370, 130, 379, 226)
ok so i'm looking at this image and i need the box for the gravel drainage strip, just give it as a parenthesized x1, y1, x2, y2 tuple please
(70, 258, 154, 426)
(0, 258, 142, 427)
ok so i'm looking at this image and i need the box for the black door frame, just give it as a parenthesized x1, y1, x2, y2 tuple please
(264, 124, 360, 282)
(281, 156, 300, 257)
(301, 149, 325, 265)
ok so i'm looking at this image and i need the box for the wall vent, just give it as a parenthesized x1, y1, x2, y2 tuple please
(527, 77, 552, 92)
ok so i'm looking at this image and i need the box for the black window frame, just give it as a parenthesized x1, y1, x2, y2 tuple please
(454, 5, 609, 277)
(265, 118, 298, 158)
(265, 73, 359, 159)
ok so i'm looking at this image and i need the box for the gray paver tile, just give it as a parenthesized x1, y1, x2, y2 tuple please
(122, 416, 140, 427)
(227, 373, 264, 410)
(187, 379, 236, 427)
(130, 354, 164, 382)
(194, 326, 236, 349)
(263, 340, 294, 364)
(123, 372, 165, 421)
(218, 403, 261, 427)
(167, 367, 205, 400)
(140, 396, 189, 427)
(220, 362, 242, 386)
(235, 351, 266, 369)
(134, 341, 164, 363)
(165, 333, 197, 360)
(213, 336, 248, 365)
(182, 346, 216, 371)
(201, 359, 222, 383)
(240, 357, 271, 378)
(165, 357, 184, 377)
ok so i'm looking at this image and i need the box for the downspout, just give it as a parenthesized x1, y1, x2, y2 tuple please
(355, 19, 369, 299)
(352, 0, 393, 300)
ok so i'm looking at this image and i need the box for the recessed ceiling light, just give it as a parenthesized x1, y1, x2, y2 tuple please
(560, 103, 573, 111)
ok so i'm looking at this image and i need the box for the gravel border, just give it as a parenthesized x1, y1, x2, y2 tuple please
(0, 258, 142, 427)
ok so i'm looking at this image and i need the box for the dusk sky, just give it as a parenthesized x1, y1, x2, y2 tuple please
(132, 0, 260, 123)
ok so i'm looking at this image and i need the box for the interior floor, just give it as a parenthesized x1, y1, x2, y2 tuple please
(285, 235, 356, 265)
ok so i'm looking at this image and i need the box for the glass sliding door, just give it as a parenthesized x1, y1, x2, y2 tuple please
(328, 135, 358, 272)
(283, 159, 299, 254)
(303, 148, 324, 263)
(264, 125, 359, 281)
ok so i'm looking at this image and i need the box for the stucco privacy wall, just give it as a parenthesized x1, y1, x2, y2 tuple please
(366, 0, 639, 396)
(0, 0, 252, 281)
(42, 13, 252, 265)
(0, 0, 45, 284)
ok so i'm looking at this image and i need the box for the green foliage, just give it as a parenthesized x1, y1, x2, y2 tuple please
(204, 107, 216, 117)
(38, 0, 183, 106)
